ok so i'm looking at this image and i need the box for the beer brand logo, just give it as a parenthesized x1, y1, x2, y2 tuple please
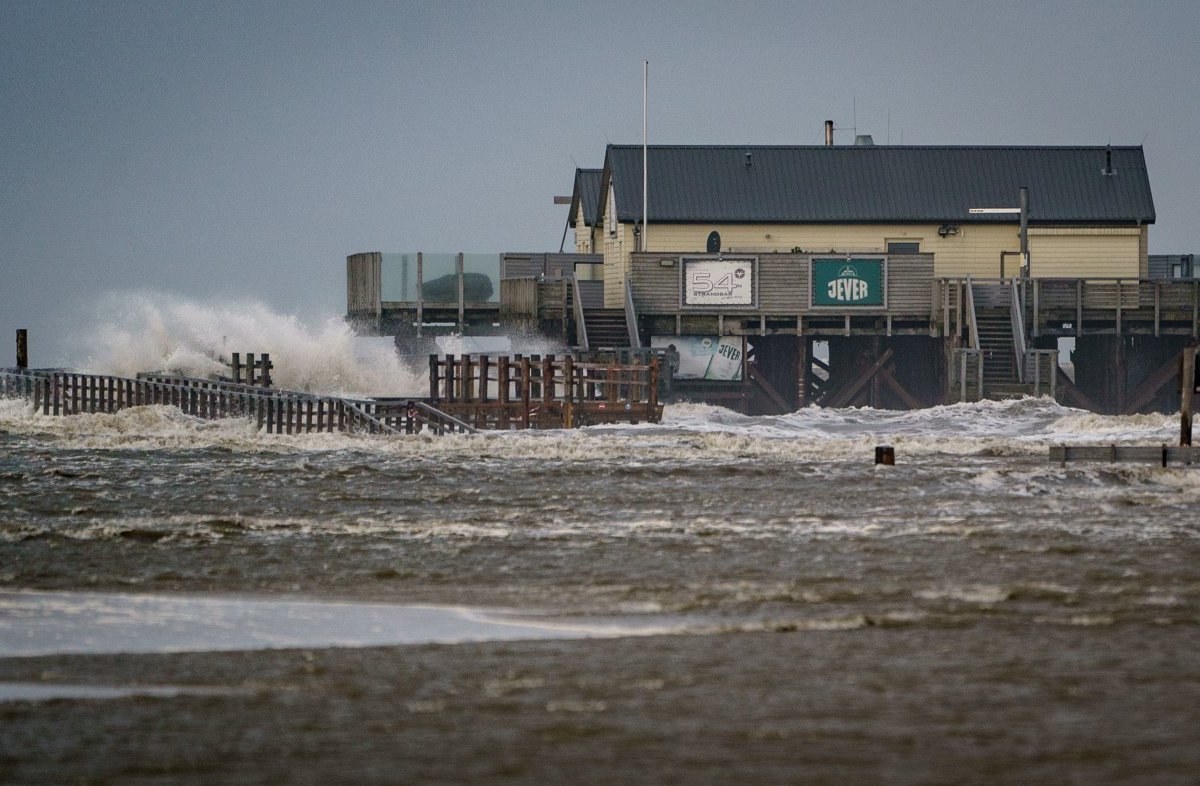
(827, 265, 870, 302)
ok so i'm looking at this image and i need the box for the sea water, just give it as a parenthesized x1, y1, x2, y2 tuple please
(1, 298, 1198, 665)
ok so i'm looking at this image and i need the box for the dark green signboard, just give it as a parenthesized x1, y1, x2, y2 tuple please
(812, 258, 884, 306)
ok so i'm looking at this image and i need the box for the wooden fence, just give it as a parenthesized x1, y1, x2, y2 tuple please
(0, 369, 476, 436)
(427, 353, 663, 429)
(1, 353, 665, 434)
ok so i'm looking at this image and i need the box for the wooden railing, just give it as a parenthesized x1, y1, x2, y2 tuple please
(1022, 350, 1058, 399)
(950, 349, 984, 403)
(937, 277, 1200, 337)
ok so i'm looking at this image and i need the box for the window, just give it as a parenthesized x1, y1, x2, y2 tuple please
(887, 241, 920, 254)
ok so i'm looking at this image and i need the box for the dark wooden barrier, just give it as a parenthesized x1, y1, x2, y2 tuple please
(2, 353, 662, 434)
(427, 353, 662, 428)
(0, 369, 475, 436)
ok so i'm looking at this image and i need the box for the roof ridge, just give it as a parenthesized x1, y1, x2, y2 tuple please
(606, 144, 1145, 151)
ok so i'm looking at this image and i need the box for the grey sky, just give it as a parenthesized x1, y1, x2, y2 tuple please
(3, 0, 1199, 366)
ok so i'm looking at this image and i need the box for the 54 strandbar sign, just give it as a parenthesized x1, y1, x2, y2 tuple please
(811, 258, 885, 307)
(683, 258, 754, 306)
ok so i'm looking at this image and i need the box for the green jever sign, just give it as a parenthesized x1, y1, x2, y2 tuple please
(811, 258, 885, 306)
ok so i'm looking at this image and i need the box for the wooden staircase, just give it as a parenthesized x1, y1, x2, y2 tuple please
(970, 281, 1035, 399)
(582, 308, 631, 348)
(976, 310, 1018, 387)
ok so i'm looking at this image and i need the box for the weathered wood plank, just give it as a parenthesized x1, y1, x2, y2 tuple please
(1050, 445, 1200, 466)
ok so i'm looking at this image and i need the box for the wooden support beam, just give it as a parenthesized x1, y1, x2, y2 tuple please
(1056, 368, 1102, 413)
(1122, 350, 1186, 415)
(748, 361, 790, 415)
(796, 337, 808, 408)
(826, 348, 895, 408)
(877, 364, 923, 410)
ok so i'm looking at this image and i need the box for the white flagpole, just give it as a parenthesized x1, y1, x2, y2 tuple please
(643, 59, 648, 252)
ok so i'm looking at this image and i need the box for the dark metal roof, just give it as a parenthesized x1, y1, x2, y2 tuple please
(568, 168, 603, 227)
(603, 145, 1155, 225)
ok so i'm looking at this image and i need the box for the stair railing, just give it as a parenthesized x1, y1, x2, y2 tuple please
(624, 279, 642, 349)
(571, 275, 589, 351)
(965, 276, 980, 350)
(1009, 277, 1029, 383)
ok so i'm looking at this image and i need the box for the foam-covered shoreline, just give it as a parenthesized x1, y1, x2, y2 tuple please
(0, 395, 1180, 460)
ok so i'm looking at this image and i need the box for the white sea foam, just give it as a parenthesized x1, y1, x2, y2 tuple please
(0, 393, 1187, 463)
(77, 292, 426, 397)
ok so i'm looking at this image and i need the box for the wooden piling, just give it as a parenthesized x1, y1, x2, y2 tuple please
(875, 445, 895, 465)
(16, 329, 28, 369)
(1183, 345, 1196, 447)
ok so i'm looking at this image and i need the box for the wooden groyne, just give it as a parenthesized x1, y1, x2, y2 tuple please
(0, 369, 475, 436)
(427, 352, 662, 429)
(1, 352, 663, 435)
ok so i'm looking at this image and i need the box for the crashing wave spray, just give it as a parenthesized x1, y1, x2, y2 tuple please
(80, 292, 425, 397)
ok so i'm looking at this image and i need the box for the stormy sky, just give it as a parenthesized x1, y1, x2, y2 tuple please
(3, 0, 1199, 366)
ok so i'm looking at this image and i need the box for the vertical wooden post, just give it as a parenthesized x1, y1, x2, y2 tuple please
(261, 354, 272, 387)
(1182, 345, 1195, 447)
(563, 355, 574, 428)
(520, 356, 531, 428)
(870, 337, 881, 408)
(542, 354, 555, 427)
(16, 330, 28, 369)
(1114, 338, 1127, 415)
(429, 354, 440, 400)
(445, 354, 456, 401)
(498, 355, 510, 427)
(231, 352, 242, 384)
(246, 354, 256, 386)
(647, 355, 659, 419)
(460, 354, 472, 402)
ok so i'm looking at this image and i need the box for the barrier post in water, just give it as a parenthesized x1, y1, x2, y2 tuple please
(875, 445, 895, 466)
(16, 329, 28, 369)
(1183, 346, 1196, 447)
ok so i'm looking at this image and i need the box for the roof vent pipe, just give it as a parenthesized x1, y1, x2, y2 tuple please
(854, 134, 875, 146)
(824, 120, 834, 146)
(1102, 146, 1116, 176)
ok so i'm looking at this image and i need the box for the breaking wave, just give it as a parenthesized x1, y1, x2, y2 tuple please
(76, 292, 427, 397)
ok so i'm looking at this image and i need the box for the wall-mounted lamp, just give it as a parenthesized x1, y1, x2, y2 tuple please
(659, 258, 675, 267)
(938, 224, 960, 237)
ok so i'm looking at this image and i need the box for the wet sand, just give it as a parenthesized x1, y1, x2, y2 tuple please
(3, 623, 1200, 785)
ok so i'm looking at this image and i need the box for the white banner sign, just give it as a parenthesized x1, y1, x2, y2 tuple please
(683, 258, 754, 306)
(651, 336, 744, 380)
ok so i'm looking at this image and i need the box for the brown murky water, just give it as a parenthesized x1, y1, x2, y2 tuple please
(2, 397, 1199, 783)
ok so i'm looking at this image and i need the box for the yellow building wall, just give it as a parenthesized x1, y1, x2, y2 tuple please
(603, 221, 1147, 303)
(1028, 228, 1143, 279)
(573, 202, 602, 255)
